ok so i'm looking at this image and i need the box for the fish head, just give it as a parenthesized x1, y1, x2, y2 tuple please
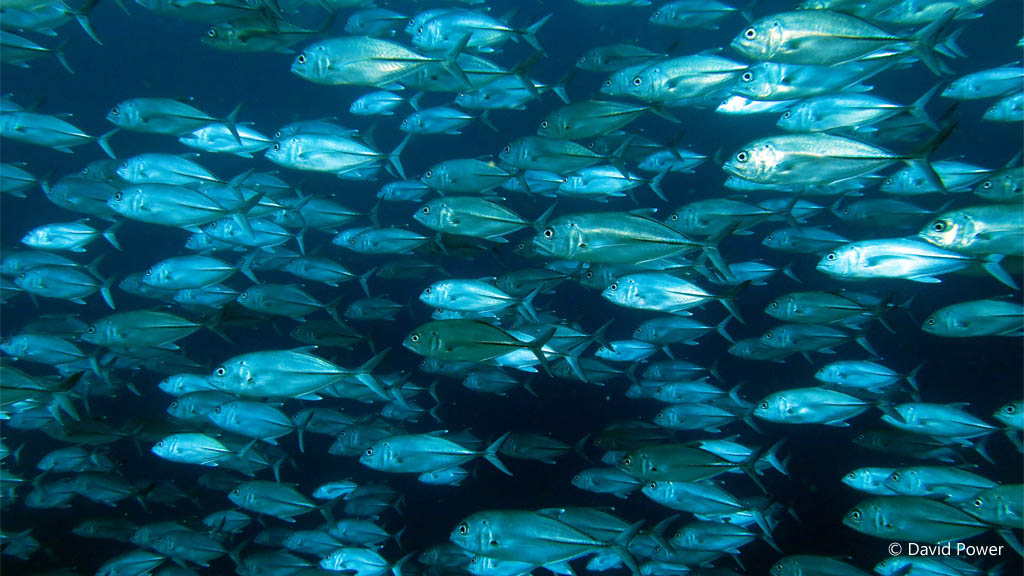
(884, 469, 918, 495)
(450, 512, 495, 554)
(116, 158, 144, 183)
(731, 64, 776, 100)
(399, 112, 422, 134)
(151, 435, 180, 460)
(359, 439, 393, 470)
(291, 43, 331, 84)
(403, 325, 439, 356)
(640, 479, 665, 500)
(776, 104, 813, 132)
(918, 213, 963, 250)
(753, 392, 787, 421)
(210, 357, 252, 392)
(601, 277, 639, 307)
(413, 199, 446, 230)
(994, 400, 1023, 429)
(816, 245, 859, 278)
(419, 281, 448, 308)
(537, 112, 564, 138)
(533, 218, 583, 260)
(498, 139, 526, 170)
(20, 228, 47, 248)
(921, 309, 960, 336)
(227, 484, 250, 508)
(105, 101, 138, 128)
(723, 138, 779, 183)
(731, 16, 783, 61)
(80, 321, 107, 345)
(758, 327, 788, 349)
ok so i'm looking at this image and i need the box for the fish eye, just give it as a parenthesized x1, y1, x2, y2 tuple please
(240, 292, 247, 299)
(543, 228, 554, 239)
(632, 77, 642, 86)
(207, 28, 217, 38)
(458, 523, 468, 535)
(931, 221, 947, 232)
(744, 27, 756, 39)
(648, 481, 657, 489)
(573, 474, 580, 481)
(156, 441, 163, 447)
(232, 489, 239, 495)
(145, 268, 153, 276)
(86, 325, 96, 334)
(585, 271, 593, 279)
(272, 143, 280, 151)
(215, 367, 226, 376)
(170, 401, 178, 409)
(424, 170, 432, 178)
(411, 334, 420, 343)
(764, 332, 772, 339)
(845, 472, 855, 480)
(770, 302, 778, 309)
(113, 192, 122, 201)
(424, 287, 431, 293)
(365, 448, 373, 456)
(656, 412, 663, 420)
(1006, 405, 1017, 414)
(421, 207, 430, 214)
(782, 111, 790, 119)
(604, 80, 612, 87)
(622, 456, 631, 466)
(214, 406, 221, 414)
(760, 401, 768, 409)
(401, 119, 408, 126)
(850, 510, 861, 520)
(826, 253, 836, 261)
(983, 180, 992, 189)
(503, 145, 511, 153)
(736, 151, 748, 162)
(974, 498, 983, 507)
(541, 121, 548, 128)
(417, 26, 423, 34)
(926, 317, 935, 326)
(297, 54, 306, 64)
(890, 473, 900, 481)
(741, 72, 753, 82)
(609, 283, 617, 291)
(120, 161, 129, 169)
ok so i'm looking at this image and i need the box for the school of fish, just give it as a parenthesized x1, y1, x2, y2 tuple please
(0, 0, 1022, 575)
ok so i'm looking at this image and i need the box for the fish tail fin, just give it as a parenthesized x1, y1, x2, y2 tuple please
(573, 433, 592, 463)
(53, 40, 74, 74)
(389, 135, 411, 180)
(359, 267, 376, 297)
(390, 553, 415, 576)
(906, 361, 925, 393)
(532, 201, 558, 230)
(552, 68, 575, 104)
(99, 274, 117, 310)
(101, 221, 122, 251)
(907, 121, 956, 192)
(649, 170, 667, 202)
(611, 520, 643, 576)
(221, 102, 244, 145)
(910, 8, 958, 75)
(715, 315, 734, 343)
(520, 13, 552, 55)
(517, 286, 541, 322)
(354, 348, 391, 399)
(717, 280, 750, 324)
(982, 254, 1018, 290)
(998, 529, 1024, 557)
(701, 222, 739, 282)
(325, 296, 345, 325)
(483, 432, 513, 476)
(909, 83, 941, 130)
(294, 410, 313, 454)
(73, 0, 103, 45)
(442, 35, 473, 89)
(525, 327, 556, 376)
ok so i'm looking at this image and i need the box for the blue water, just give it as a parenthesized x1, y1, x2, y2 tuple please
(1, 0, 1023, 574)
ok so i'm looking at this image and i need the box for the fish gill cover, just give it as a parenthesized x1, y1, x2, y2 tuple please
(0, 0, 1022, 575)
